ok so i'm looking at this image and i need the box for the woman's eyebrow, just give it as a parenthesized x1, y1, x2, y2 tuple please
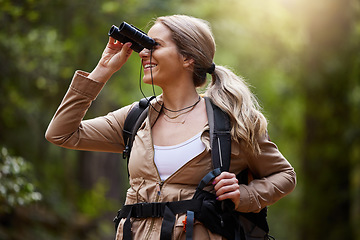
(153, 38, 165, 44)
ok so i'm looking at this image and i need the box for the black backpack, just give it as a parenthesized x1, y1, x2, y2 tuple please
(114, 96, 273, 240)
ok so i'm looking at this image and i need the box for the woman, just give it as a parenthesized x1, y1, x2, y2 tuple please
(46, 15, 296, 239)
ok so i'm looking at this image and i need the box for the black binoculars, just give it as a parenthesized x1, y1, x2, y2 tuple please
(108, 22, 157, 53)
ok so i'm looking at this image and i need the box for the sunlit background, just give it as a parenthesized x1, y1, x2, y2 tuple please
(1, 0, 359, 239)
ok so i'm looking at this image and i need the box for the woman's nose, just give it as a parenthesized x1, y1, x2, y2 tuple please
(139, 48, 151, 58)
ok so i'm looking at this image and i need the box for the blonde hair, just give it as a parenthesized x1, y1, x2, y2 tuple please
(155, 15, 267, 154)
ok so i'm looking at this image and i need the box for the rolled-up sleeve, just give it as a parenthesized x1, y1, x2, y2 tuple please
(45, 70, 131, 153)
(236, 134, 296, 213)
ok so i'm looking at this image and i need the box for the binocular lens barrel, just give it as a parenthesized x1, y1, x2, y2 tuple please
(108, 25, 144, 53)
(108, 22, 156, 53)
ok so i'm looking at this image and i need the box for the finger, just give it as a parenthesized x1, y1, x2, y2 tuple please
(119, 42, 133, 59)
(106, 37, 124, 51)
(122, 42, 132, 51)
(216, 189, 240, 200)
(213, 172, 236, 184)
(108, 36, 116, 44)
(213, 177, 238, 191)
(216, 190, 241, 208)
(215, 183, 239, 197)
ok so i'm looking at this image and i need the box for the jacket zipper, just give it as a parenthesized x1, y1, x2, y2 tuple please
(144, 153, 207, 240)
(144, 136, 207, 240)
(145, 146, 164, 240)
(144, 181, 163, 240)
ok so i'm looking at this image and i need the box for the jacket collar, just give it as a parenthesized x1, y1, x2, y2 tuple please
(148, 94, 163, 127)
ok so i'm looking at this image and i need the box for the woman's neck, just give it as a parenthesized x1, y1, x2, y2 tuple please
(161, 89, 200, 112)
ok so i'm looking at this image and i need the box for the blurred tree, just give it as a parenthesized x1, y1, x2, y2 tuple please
(1, 0, 359, 239)
(0, 0, 178, 239)
(298, 0, 360, 239)
(0, 147, 42, 213)
(176, 0, 360, 239)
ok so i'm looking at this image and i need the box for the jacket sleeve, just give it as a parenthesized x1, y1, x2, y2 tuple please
(235, 134, 296, 213)
(45, 70, 131, 153)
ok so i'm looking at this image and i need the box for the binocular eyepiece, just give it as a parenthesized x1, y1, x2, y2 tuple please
(108, 22, 156, 53)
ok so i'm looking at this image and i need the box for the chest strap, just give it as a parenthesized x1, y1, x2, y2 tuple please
(114, 199, 203, 239)
(114, 169, 221, 240)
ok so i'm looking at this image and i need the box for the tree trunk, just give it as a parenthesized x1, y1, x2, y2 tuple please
(300, 0, 356, 239)
(77, 151, 128, 203)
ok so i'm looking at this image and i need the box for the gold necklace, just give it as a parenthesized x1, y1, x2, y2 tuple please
(163, 115, 187, 124)
(162, 104, 196, 124)
(162, 105, 195, 119)
(163, 96, 201, 113)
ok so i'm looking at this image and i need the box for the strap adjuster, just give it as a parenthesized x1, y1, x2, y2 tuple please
(135, 203, 143, 218)
(152, 202, 162, 217)
(134, 202, 163, 218)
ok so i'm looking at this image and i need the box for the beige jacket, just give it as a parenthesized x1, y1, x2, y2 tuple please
(46, 71, 296, 240)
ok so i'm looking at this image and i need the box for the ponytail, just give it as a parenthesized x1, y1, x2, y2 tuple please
(205, 65, 268, 155)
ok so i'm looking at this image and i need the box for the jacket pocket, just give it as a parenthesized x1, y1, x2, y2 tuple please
(173, 214, 186, 240)
(126, 177, 146, 204)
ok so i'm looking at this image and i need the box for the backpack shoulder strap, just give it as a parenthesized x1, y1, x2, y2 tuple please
(204, 97, 231, 172)
(204, 97, 271, 237)
(122, 96, 155, 160)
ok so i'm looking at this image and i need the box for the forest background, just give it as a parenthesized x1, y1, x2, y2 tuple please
(1, 0, 359, 239)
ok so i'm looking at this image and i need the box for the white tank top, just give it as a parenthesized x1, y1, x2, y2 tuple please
(154, 132, 205, 181)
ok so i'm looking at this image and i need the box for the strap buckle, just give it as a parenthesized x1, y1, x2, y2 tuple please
(134, 202, 163, 218)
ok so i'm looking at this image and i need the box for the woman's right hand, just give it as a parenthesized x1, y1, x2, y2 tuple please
(88, 37, 133, 83)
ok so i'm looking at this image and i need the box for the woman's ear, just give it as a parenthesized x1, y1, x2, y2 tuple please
(183, 56, 194, 69)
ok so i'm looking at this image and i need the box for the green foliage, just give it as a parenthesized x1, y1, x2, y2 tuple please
(77, 179, 116, 218)
(0, 147, 42, 212)
(0, 0, 359, 239)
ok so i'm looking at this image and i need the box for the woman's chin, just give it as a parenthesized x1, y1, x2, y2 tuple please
(142, 77, 152, 85)
(142, 73, 160, 84)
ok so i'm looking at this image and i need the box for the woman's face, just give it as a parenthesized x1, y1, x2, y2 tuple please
(139, 23, 189, 88)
